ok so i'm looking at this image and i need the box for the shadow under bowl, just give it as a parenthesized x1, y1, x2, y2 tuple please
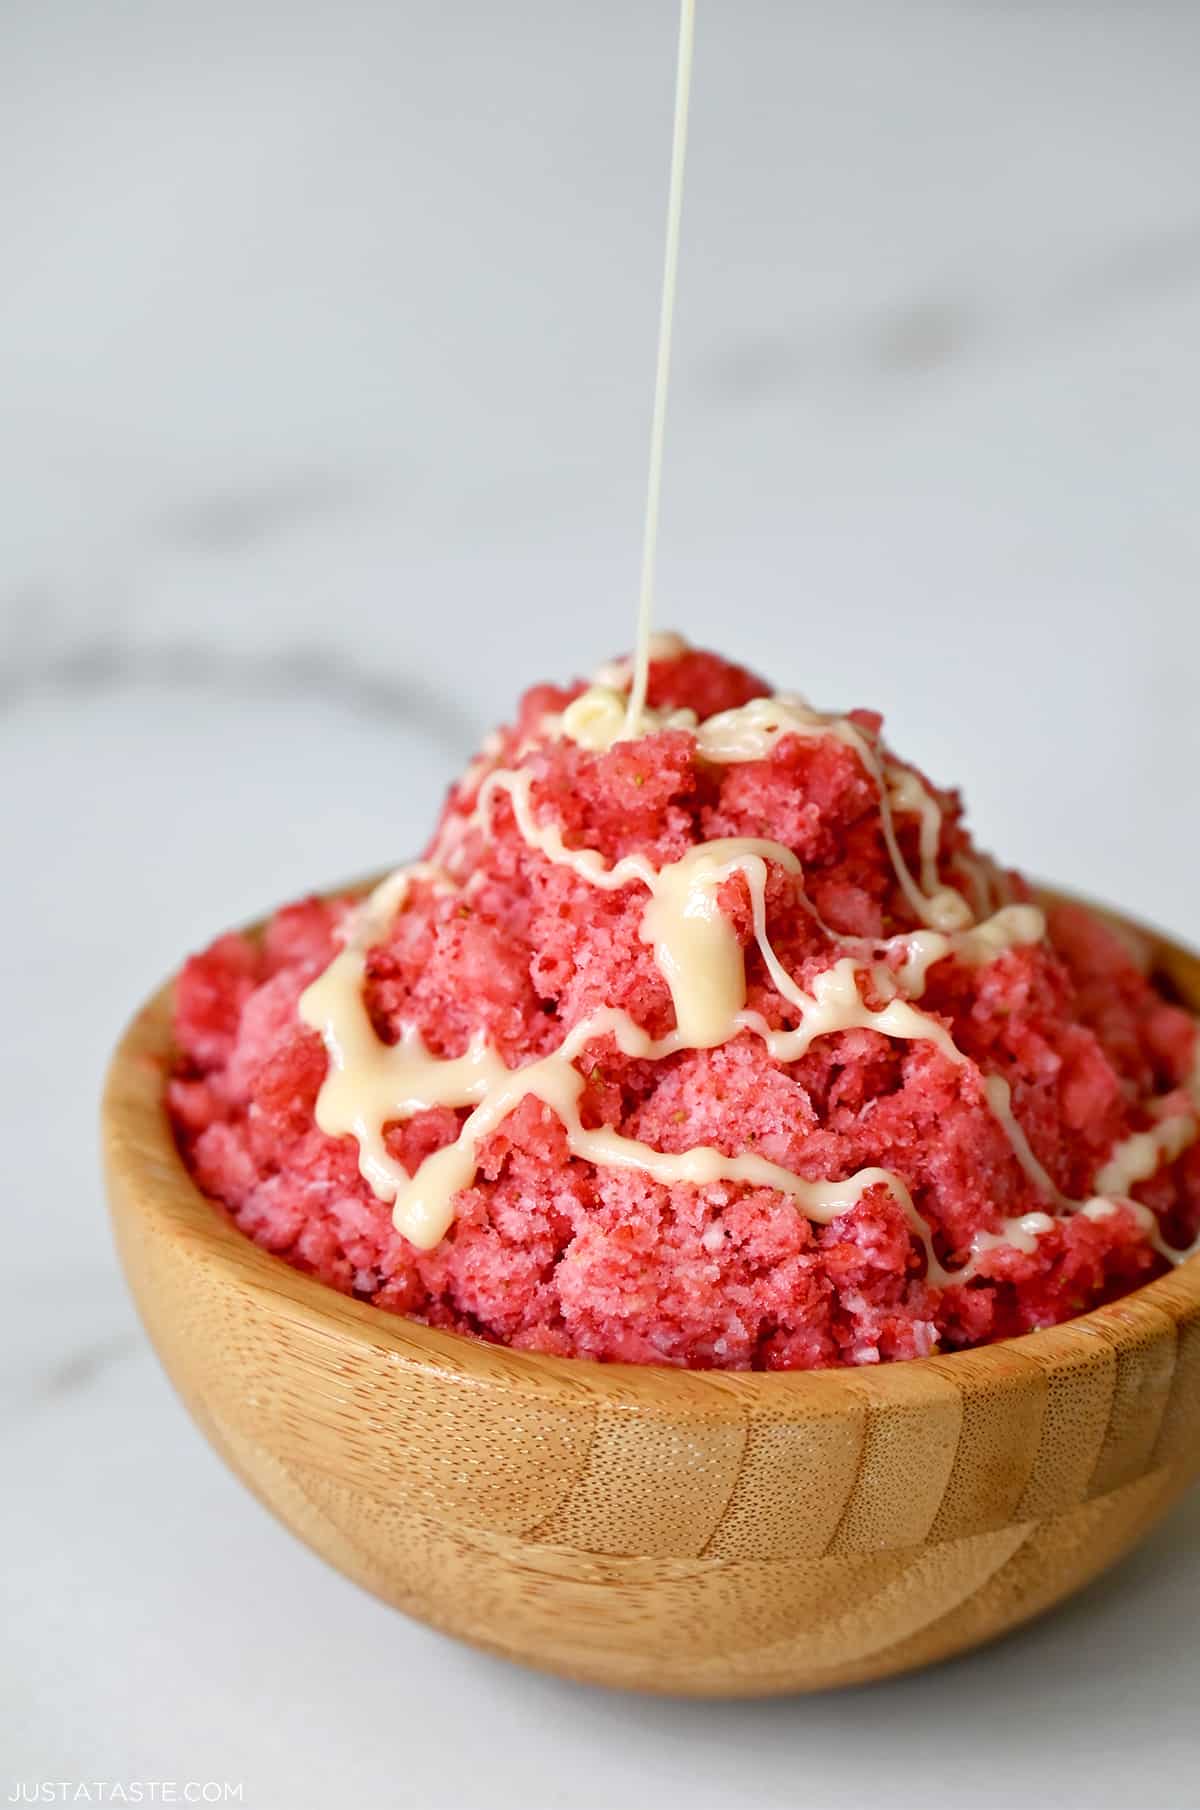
(102, 896, 1200, 1696)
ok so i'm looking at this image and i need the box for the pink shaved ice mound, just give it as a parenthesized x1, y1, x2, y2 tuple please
(167, 646, 1200, 1369)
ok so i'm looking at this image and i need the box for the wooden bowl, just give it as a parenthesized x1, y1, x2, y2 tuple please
(102, 902, 1200, 1697)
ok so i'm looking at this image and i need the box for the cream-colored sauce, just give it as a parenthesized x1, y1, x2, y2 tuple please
(703, 699, 972, 933)
(471, 766, 658, 892)
(298, 864, 462, 1213)
(888, 765, 944, 902)
(593, 632, 689, 695)
(558, 647, 1011, 963)
(555, 683, 972, 934)
(886, 930, 952, 997)
(1095, 1112, 1198, 1197)
(639, 839, 797, 1047)
(301, 937, 945, 1264)
(962, 1193, 1172, 1281)
(956, 903, 1046, 967)
(473, 765, 1032, 1092)
(872, 901, 1040, 1005)
(300, 697, 1200, 1279)
(625, 0, 696, 736)
(556, 683, 696, 754)
(982, 1075, 1068, 1204)
(304, 756, 1070, 1263)
(302, 754, 1200, 1274)
(965, 1210, 1057, 1269)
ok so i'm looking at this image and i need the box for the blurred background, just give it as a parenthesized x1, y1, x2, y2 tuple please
(6, 2, 1200, 1804)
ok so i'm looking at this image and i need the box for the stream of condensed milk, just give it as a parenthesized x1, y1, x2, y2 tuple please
(625, 0, 696, 739)
(297, 2, 1200, 1280)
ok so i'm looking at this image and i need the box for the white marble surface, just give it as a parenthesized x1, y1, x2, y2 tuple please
(5, 2, 1200, 1805)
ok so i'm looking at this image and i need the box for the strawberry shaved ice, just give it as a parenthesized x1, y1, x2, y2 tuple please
(167, 645, 1200, 1369)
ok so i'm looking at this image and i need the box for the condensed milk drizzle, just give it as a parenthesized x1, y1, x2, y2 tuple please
(625, 0, 696, 740)
(298, 633, 1200, 1274)
(296, 0, 1199, 1281)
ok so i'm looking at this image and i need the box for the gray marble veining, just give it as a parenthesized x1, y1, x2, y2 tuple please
(2, 628, 480, 749)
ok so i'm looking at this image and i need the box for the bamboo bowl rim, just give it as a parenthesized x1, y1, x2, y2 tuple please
(102, 890, 1200, 1422)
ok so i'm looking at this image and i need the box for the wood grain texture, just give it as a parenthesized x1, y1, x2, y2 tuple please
(102, 902, 1200, 1696)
